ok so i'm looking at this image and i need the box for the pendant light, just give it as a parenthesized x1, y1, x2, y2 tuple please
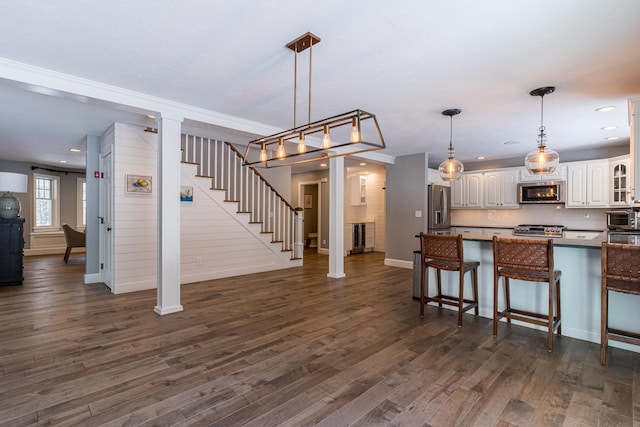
(525, 86, 559, 174)
(438, 109, 464, 181)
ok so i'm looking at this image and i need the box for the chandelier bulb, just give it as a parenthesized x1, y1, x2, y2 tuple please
(276, 138, 286, 159)
(259, 144, 268, 162)
(350, 117, 360, 143)
(322, 125, 331, 149)
(297, 132, 306, 154)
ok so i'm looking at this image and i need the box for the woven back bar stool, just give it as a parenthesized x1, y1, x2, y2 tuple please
(600, 242, 640, 365)
(419, 233, 480, 327)
(492, 236, 561, 352)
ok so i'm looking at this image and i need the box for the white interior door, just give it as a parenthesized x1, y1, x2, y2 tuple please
(100, 149, 113, 291)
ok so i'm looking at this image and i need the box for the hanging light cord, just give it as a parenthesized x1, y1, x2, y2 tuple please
(538, 94, 546, 145)
(448, 114, 454, 157)
(292, 41, 314, 127)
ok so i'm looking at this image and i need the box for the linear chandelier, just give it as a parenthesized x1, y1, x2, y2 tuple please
(242, 32, 385, 168)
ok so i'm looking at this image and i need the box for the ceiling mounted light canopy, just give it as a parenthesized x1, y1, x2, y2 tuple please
(525, 86, 559, 175)
(242, 32, 385, 168)
(438, 109, 464, 181)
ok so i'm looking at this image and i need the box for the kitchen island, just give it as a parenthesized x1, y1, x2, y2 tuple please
(420, 230, 640, 353)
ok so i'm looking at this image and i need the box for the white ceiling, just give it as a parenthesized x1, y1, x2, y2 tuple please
(0, 0, 639, 171)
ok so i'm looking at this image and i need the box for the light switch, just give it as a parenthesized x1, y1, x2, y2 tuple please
(415, 210, 422, 218)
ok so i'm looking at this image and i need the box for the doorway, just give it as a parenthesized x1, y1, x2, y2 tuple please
(299, 181, 321, 253)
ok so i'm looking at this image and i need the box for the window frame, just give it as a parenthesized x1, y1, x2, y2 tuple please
(32, 173, 60, 232)
(76, 177, 86, 230)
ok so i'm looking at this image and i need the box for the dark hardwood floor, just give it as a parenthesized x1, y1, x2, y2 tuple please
(0, 250, 638, 426)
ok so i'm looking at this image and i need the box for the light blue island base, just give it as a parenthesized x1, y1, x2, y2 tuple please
(421, 237, 640, 354)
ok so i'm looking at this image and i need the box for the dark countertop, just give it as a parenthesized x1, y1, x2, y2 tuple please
(457, 231, 606, 248)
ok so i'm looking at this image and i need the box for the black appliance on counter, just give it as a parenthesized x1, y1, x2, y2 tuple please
(606, 208, 640, 231)
(513, 224, 565, 238)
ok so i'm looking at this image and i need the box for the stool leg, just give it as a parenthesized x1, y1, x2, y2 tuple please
(504, 278, 511, 324)
(420, 263, 426, 318)
(547, 281, 554, 352)
(472, 267, 479, 316)
(556, 279, 562, 336)
(436, 269, 443, 308)
(457, 269, 464, 327)
(493, 275, 499, 336)
(600, 286, 608, 365)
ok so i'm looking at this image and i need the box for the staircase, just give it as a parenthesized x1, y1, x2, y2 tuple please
(180, 134, 303, 268)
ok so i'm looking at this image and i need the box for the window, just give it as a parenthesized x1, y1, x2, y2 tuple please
(33, 173, 60, 230)
(77, 178, 86, 228)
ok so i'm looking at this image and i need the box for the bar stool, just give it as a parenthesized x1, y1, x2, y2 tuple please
(419, 233, 480, 327)
(492, 236, 561, 352)
(600, 242, 640, 365)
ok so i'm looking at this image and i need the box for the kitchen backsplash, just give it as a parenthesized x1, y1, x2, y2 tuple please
(451, 204, 607, 231)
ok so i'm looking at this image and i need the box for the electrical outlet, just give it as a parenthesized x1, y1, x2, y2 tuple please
(322, 240, 326, 245)
(196, 256, 202, 265)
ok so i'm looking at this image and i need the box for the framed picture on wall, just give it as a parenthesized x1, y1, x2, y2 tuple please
(304, 194, 313, 209)
(180, 186, 193, 202)
(126, 174, 152, 194)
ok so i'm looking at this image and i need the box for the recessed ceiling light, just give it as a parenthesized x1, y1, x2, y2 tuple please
(601, 126, 617, 131)
(359, 162, 367, 166)
(320, 163, 327, 167)
(147, 114, 156, 119)
(69, 148, 81, 152)
(59, 160, 68, 163)
(596, 106, 616, 112)
(503, 140, 522, 145)
(476, 156, 485, 160)
(606, 136, 620, 141)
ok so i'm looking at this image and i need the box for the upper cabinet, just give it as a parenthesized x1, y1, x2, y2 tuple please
(566, 160, 609, 208)
(610, 156, 631, 206)
(350, 175, 366, 206)
(451, 172, 484, 209)
(484, 169, 519, 208)
(519, 165, 567, 182)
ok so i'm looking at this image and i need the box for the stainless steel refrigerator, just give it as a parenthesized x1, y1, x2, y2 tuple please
(427, 184, 451, 231)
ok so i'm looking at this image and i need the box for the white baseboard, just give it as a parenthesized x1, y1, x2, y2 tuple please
(384, 258, 413, 269)
(24, 247, 86, 257)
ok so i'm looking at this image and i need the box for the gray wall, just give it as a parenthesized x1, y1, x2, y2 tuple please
(385, 153, 428, 262)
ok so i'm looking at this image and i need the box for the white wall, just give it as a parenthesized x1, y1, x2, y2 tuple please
(180, 164, 297, 284)
(110, 123, 158, 293)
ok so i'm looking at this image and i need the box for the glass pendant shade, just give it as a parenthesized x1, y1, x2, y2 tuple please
(524, 143, 559, 175)
(438, 148, 464, 181)
(525, 86, 558, 174)
(438, 109, 464, 181)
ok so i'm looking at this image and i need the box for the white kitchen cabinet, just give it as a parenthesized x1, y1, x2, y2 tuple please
(349, 175, 366, 206)
(563, 230, 601, 240)
(451, 227, 483, 235)
(483, 228, 513, 237)
(484, 169, 519, 208)
(451, 173, 484, 209)
(566, 160, 609, 208)
(518, 165, 567, 182)
(610, 156, 631, 206)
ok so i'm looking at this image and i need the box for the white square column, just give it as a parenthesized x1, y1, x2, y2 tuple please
(328, 156, 345, 278)
(154, 115, 184, 315)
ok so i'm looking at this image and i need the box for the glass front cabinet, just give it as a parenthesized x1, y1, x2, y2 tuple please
(610, 156, 630, 206)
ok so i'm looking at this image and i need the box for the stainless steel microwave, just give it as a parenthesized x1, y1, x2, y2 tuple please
(606, 209, 640, 230)
(518, 181, 565, 204)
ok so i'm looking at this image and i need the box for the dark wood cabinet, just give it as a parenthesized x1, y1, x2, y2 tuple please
(0, 218, 25, 285)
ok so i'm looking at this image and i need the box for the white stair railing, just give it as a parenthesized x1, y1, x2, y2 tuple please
(181, 134, 302, 259)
